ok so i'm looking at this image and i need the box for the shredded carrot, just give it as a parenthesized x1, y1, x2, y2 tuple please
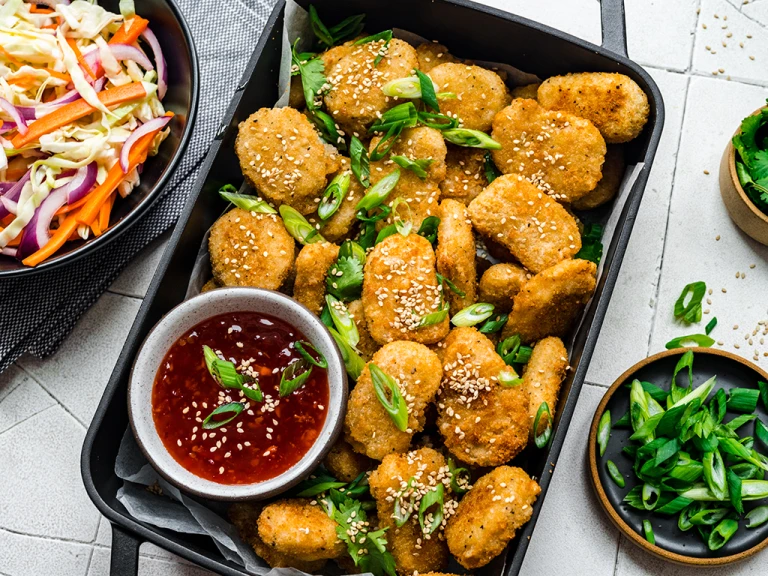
(7, 77, 36, 89)
(29, 5, 54, 14)
(41, 22, 58, 30)
(54, 193, 91, 216)
(44, 68, 72, 83)
(110, 16, 149, 46)
(3, 168, 27, 181)
(1, 215, 14, 227)
(21, 212, 81, 267)
(11, 82, 147, 148)
(0, 46, 22, 66)
(98, 192, 115, 231)
(67, 38, 96, 80)
(6, 233, 21, 247)
(90, 216, 102, 237)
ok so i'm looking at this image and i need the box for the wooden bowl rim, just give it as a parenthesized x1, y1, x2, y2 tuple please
(725, 106, 768, 226)
(588, 347, 768, 566)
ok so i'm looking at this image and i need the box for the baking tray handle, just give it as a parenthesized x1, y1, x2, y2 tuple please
(600, 0, 627, 57)
(110, 524, 142, 576)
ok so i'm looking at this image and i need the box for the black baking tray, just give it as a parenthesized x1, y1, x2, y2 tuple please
(82, 1, 665, 574)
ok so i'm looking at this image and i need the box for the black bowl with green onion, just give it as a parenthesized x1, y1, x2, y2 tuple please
(588, 348, 768, 566)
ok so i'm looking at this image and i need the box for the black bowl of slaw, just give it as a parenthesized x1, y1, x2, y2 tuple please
(0, 0, 199, 278)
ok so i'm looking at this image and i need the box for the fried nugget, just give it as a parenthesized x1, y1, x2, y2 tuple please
(320, 43, 354, 72)
(258, 499, 345, 562)
(369, 448, 450, 575)
(491, 99, 606, 202)
(293, 242, 340, 315)
(347, 299, 379, 361)
(201, 278, 220, 293)
(523, 337, 568, 441)
(209, 209, 295, 289)
(439, 145, 488, 205)
(235, 107, 333, 214)
(324, 38, 418, 136)
(345, 341, 443, 460)
(229, 502, 326, 572)
(324, 438, 374, 482)
(369, 126, 447, 230)
(445, 466, 541, 569)
(468, 174, 581, 273)
(437, 327, 529, 466)
(510, 83, 541, 100)
(502, 259, 597, 343)
(416, 42, 459, 72)
(362, 234, 449, 345)
(538, 72, 650, 143)
(288, 75, 305, 109)
(428, 63, 510, 132)
(436, 199, 476, 314)
(306, 157, 366, 242)
(570, 145, 625, 210)
(477, 263, 529, 312)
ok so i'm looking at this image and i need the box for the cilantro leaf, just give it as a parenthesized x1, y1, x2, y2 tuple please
(327, 255, 364, 301)
(309, 6, 365, 49)
(291, 39, 327, 111)
(575, 223, 604, 265)
(751, 149, 768, 181)
(333, 498, 396, 576)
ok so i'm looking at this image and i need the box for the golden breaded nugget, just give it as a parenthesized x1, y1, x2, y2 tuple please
(347, 299, 379, 361)
(436, 199, 476, 314)
(437, 327, 529, 466)
(324, 38, 418, 136)
(571, 145, 625, 210)
(467, 175, 581, 273)
(369, 448, 451, 575)
(289, 75, 305, 109)
(258, 499, 345, 561)
(345, 341, 443, 460)
(538, 72, 650, 143)
(235, 107, 332, 214)
(362, 234, 449, 345)
(477, 263, 529, 312)
(428, 63, 510, 131)
(491, 99, 606, 202)
(320, 43, 354, 72)
(416, 42, 459, 72)
(445, 466, 540, 569)
(439, 145, 488, 205)
(510, 83, 541, 100)
(523, 337, 568, 441)
(306, 157, 366, 242)
(293, 242, 340, 315)
(324, 438, 374, 482)
(502, 259, 597, 343)
(209, 209, 295, 289)
(201, 278, 220, 293)
(229, 502, 326, 572)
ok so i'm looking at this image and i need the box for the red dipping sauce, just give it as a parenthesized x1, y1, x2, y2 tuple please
(152, 311, 329, 485)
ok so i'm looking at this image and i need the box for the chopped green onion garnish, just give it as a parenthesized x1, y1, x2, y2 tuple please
(202, 345, 262, 402)
(674, 281, 706, 324)
(369, 363, 408, 431)
(498, 367, 522, 387)
(606, 459, 624, 488)
(326, 295, 360, 348)
(418, 483, 444, 535)
(448, 458, 471, 494)
(329, 327, 365, 380)
(703, 449, 728, 501)
(308, 6, 365, 48)
(339, 239, 366, 264)
(218, 184, 277, 214)
(370, 102, 418, 134)
(202, 402, 244, 430)
(392, 478, 415, 527)
(759, 380, 768, 411)
(350, 136, 370, 187)
(451, 303, 495, 327)
(484, 151, 500, 183)
(391, 155, 433, 179)
(390, 197, 413, 237)
(381, 76, 423, 99)
(727, 388, 760, 413)
(705, 316, 718, 335)
(442, 128, 501, 149)
(294, 340, 328, 369)
(756, 418, 768, 448)
(414, 69, 439, 112)
(279, 359, 313, 397)
(642, 483, 661, 510)
(746, 505, 768, 528)
(597, 410, 611, 457)
(664, 333, 715, 349)
(279, 205, 325, 245)
(417, 111, 459, 130)
(417, 216, 440, 245)
(296, 473, 347, 496)
(727, 468, 744, 515)
(318, 173, 351, 221)
(356, 170, 401, 212)
(514, 345, 532, 364)
(309, 109, 346, 150)
(680, 480, 768, 501)
(533, 401, 553, 449)
(376, 224, 398, 245)
(353, 30, 393, 64)
(708, 518, 738, 551)
(436, 272, 465, 298)
(643, 519, 655, 545)
(479, 313, 508, 334)
(417, 302, 449, 328)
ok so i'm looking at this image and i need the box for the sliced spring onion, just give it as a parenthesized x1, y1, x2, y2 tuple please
(339, 239, 366, 264)
(498, 367, 522, 387)
(726, 414, 756, 432)
(202, 402, 244, 430)
(606, 459, 624, 487)
(357, 204, 392, 223)
(656, 496, 694, 515)
(202, 345, 262, 402)
(759, 380, 768, 411)
(703, 449, 728, 501)
(417, 302, 449, 328)
(597, 410, 611, 457)
(375, 224, 398, 244)
(705, 316, 718, 335)
(415, 69, 439, 112)
(309, 109, 346, 150)
(390, 196, 413, 236)
(391, 155, 433, 179)
(436, 273, 466, 298)
(382, 76, 423, 99)
(680, 480, 768, 501)
(708, 518, 738, 551)
(329, 326, 365, 380)
(643, 520, 655, 545)
(678, 502, 704, 531)
(392, 478, 415, 527)
(318, 173, 351, 221)
(370, 102, 418, 133)
(279, 205, 325, 245)
(727, 468, 744, 515)
(756, 418, 768, 448)
(417, 111, 459, 130)
(665, 333, 715, 349)
(442, 128, 501, 149)
(356, 169, 401, 212)
(674, 281, 706, 324)
(350, 135, 370, 187)
(746, 505, 768, 528)
(294, 340, 328, 369)
(727, 388, 760, 413)
(533, 401, 553, 449)
(451, 303, 495, 327)
(642, 483, 661, 510)
(417, 215, 440, 245)
(479, 313, 508, 334)
(418, 483, 444, 535)
(326, 295, 360, 348)
(218, 184, 277, 214)
(484, 151, 501, 183)
(448, 458, 471, 494)
(369, 363, 409, 431)
(279, 359, 313, 397)
(296, 473, 347, 497)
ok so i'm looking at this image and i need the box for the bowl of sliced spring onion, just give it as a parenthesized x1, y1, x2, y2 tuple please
(588, 347, 768, 565)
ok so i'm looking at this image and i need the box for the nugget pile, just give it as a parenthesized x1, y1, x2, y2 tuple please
(213, 9, 649, 575)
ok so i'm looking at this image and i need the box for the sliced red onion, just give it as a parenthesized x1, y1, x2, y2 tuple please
(1, 246, 17, 258)
(109, 43, 154, 71)
(61, 162, 97, 204)
(0, 121, 15, 133)
(0, 169, 31, 220)
(120, 116, 171, 173)
(140, 28, 167, 100)
(17, 185, 69, 259)
(1, 197, 17, 214)
(0, 98, 28, 135)
(0, 182, 14, 194)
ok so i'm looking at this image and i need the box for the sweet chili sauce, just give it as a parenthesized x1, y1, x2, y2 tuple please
(151, 311, 329, 485)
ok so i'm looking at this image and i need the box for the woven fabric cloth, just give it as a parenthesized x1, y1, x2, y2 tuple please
(0, 0, 277, 373)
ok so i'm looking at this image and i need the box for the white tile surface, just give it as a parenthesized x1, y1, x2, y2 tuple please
(87, 547, 215, 576)
(0, 530, 92, 576)
(109, 233, 170, 299)
(0, 366, 56, 435)
(626, 0, 700, 71)
(480, 0, 601, 44)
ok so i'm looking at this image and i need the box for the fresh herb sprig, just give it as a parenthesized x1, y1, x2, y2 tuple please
(732, 101, 768, 216)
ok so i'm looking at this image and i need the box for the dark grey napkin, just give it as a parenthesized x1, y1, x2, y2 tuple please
(0, 0, 277, 373)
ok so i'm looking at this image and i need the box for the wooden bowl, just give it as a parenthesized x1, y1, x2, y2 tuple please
(719, 107, 768, 246)
(588, 347, 768, 566)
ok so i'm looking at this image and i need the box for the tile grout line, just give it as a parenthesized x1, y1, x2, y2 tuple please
(688, 0, 704, 74)
(83, 545, 95, 576)
(14, 364, 88, 431)
(644, 74, 693, 357)
(0, 404, 57, 438)
(612, 534, 624, 576)
(0, 526, 94, 548)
